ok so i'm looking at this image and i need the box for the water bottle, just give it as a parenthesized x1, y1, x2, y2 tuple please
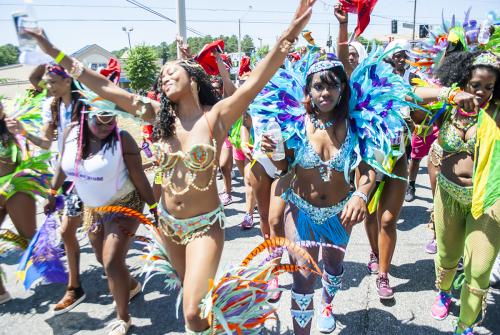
(265, 119, 285, 161)
(142, 140, 153, 158)
(477, 20, 491, 45)
(17, 16, 39, 52)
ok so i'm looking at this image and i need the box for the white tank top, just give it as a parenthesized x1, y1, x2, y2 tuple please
(61, 127, 135, 208)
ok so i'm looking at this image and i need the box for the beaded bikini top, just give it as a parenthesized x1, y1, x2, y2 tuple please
(293, 122, 357, 181)
(439, 109, 476, 155)
(154, 113, 217, 195)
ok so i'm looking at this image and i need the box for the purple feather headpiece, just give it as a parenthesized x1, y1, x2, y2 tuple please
(47, 65, 70, 79)
(306, 60, 344, 77)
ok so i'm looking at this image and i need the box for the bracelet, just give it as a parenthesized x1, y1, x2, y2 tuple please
(133, 95, 152, 118)
(69, 59, 84, 79)
(339, 22, 348, 25)
(54, 51, 66, 64)
(437, 86, 452, 103)
(279, 37, 297, 53)
(48, 188, 58, 196)
(148, 202, 158, 210)
(352, 191, 368, 203)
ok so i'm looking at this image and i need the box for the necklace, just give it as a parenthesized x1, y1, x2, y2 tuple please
(309, 113, 335, 130)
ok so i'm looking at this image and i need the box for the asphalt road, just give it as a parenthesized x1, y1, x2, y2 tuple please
(1, 161, 499, 335)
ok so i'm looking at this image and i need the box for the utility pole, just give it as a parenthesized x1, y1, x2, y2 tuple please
(238, 19, 242, 54)
(412, 0, 417, 41)
(328, 23, 332, 52)
(238, 6, 252, 55)
(122, 26, 133, 49)
(177, 0, 187, 58)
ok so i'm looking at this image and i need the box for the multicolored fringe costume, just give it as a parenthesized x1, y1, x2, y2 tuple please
(0, 151, 53, 201)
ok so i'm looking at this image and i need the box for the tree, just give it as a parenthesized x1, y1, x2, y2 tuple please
(156, 42, 170, 64)
(241, 35, 255, 53)
(256, 45, 270, 59)
(0, 44, 20, 67)
(124, 45, 159, 92)
(111, 47, 128, 59)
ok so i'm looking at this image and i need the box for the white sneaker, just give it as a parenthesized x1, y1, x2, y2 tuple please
(0, 291, 12, 305)
(107, 318, 131, 335)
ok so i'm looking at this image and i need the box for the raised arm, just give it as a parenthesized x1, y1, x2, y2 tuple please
(27, 30, 159, 123)
(334, 4, 353, 76)
(214, 0, 317, 132)
(29, 64, 48, 93)
(215, 52, 237, 97)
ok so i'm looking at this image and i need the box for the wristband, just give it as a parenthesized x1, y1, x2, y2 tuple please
(69, 59, 84, 79)
(48, 188, 58, 196)
(352, 191, 368, 203)
(148, 202, 158, 210)
(54, 51, 66, 64)
(437, 87, 452, 103)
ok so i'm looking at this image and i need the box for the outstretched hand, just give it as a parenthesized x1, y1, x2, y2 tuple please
(334, 3, 348, 23)
(284, 0, 317, 41)
(25, 29, 52, 54)
(176, 35, 193, 59)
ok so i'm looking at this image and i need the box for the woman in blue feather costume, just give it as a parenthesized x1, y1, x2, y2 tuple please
(251, 24, 426, 335)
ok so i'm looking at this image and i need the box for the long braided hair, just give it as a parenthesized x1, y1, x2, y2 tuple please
(153, 60, 219, 142)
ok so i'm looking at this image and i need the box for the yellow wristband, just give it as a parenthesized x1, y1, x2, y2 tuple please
(55, 51, 65, 64)
(149, 202, 158, 210)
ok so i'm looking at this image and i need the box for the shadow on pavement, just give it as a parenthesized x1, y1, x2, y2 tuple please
(130, 270, 185, 334)
(336, 308, 448, 334)
(0, 266, 104, 316)
(46, 311, 113, 335)
(398, 205, 430, 231)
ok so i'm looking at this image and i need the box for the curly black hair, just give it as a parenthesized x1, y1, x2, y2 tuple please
(436, 51, 500, 101)
(153, 61, 219, 142)
(303, 66, 351, 122)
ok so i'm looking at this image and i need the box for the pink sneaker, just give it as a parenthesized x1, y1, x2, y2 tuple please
(367, 252, 379, 274)
(431, 291, 452, 320)
(267, 276, 282, 303)
(376, 273, 394, 300)
(219, 192, 233, 206)
(241, 213, 254, 229)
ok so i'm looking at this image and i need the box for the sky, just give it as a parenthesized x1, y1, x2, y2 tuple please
(0, 0, 498, 54)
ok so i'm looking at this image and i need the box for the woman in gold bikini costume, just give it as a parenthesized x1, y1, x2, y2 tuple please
(27, 1, 317, 333)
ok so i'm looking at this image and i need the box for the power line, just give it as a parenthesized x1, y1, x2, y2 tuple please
(125, 0, 205, 36)
(0, 2, 458, 19)
(0, 18, 431, 26)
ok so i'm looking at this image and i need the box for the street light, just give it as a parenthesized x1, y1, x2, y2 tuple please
(122, 26, 133, 49)
(238, 5, 252, 54)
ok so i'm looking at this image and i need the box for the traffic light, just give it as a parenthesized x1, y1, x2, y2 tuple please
(419, 24, 429, 38)
(391, 20, 398, 34)
(326, 36, 332, 48)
